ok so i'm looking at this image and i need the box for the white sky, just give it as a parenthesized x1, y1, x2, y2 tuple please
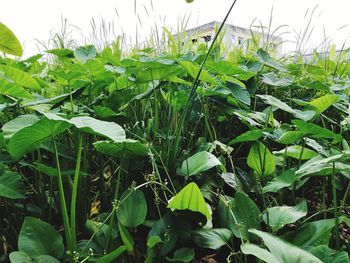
(1, 0, 349, 57)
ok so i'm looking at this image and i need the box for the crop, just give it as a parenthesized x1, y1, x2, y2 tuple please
(0, 14, 350, 263)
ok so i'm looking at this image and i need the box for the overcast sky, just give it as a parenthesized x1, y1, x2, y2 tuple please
(1, 0, 349, 57)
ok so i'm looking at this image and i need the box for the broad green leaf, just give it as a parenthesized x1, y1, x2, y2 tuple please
(147, 213, 178, 256)
(180, 151, 222, 176)
(205, 60, 255, 80)
(277, 131, 305, 144)
(74, 45, 96, 64)
(2, 114, 39, 142)
(263, 169, 296, 193)
(247, 142, 275, 176)
(8, 117, 71, 160)
(256, 49, 286, 72)
(229, 129, 265, 145)
(217, 192, 260, 241)
(116, 188, 147, 228)
(241, 243, 279, 263)
(4, 66, 41, 91)
(0, 170, 25, 199)
(261, 72, 294, 87)
(44, 113, 126, 142)
(248, 229, 322, 263)
(192, 228, 232, 250)
(263, 200, 307, 231)
(310, 245, 350, 263)
(0, 22, 23, 56)
(226, 80, 250, 105)
(18, 217, 64, 259)
(166, 248, 195, 263)
(308, 94, 339, 114)
(257, 95, 296, 114)
(292, 120, 342, 143)
(9, 251, 33, 263)
(94, 106, 118, 118)
(295, 153, 348, 178)
(167, 182, 210, 220)
(118, 222, 134, 252)
(283, 219, 335, 248)
(274, 145, 318, 160)
(178, 60, 217, 84)
(0, 79, 32, 98)
(96, 246, 126, 263)
(69, 116, 126, 142)
(93, 140, 148, 158)
(46, 48, 74, 58)
(33, 255, 60, 263)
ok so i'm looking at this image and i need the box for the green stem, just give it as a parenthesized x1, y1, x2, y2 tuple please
(70, 132, 83, 251)
(331, 161, 340, 250)
(52, 136, 73, 251)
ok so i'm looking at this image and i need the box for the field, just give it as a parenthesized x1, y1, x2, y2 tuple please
(0, 14, 350, 263)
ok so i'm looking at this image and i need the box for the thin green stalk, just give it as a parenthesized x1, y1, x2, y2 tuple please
(171, 0, 238, 166)
(52, 136, 73, 251)
(70, 132, 83, 250)
(331, 161, 340, 250)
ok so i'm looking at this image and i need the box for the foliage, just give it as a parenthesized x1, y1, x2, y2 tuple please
(1, 20, 350, 263)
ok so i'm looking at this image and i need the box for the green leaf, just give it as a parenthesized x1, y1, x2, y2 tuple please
(241, 243, 279, 263)
(74, 45, 96, 64)
(308, 94, 339, 114)
(0, 79, 32, 98)
(310, 245, 350, 263)
(118, 222, 134, 252)
(2, 114, 39, 142)
(247, 229, 322, 263)
(178, 60, 217, 84)
(263, 200, 307, 231)
(18, 217, 64, 259)
(94, 106, 118, 118)
(276, 131, 305, 144)
(263, 169, 296, 193)
(247, 142, 275, 176)
(229, 129, 265, 145)
(193, 228, 232, 250)
(226, 80, 251, 105)
(166, 248, 195, 262)
(93, 140, 148, 158)
(274, 145, 318, 160)
(4, 66, 41, 91)
(283, 219, 335, 248)
(68, 116, 126, 142)
(96, 246, 126, 263)
(0, 170, 25, 199)
(218, 191, 261, 241)
(0, 22, 23, 56)
(33, 255, 60, 263)
(261, 72, 294, 87)
(257, 95, 296, 114)
(147, 236, 162, 248)
(292, 119, 342, 143)
(9, 251, 33, 263)
(116, 188, 147, 228)
(256, 49, 286, 72)
(180, 151, 222, 176)
(8, 117, 71, 160)
(167, 182, 211, 220)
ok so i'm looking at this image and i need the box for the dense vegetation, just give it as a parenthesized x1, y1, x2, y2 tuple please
(0, 19, 350, 263)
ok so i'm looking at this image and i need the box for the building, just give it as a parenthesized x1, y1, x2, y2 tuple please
(174, 21, 283, 55)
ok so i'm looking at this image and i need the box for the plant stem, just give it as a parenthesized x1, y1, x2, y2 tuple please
(331, 161, 340, 250)
(52, 136, 73, 251)
(70, 132, 83, 251)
